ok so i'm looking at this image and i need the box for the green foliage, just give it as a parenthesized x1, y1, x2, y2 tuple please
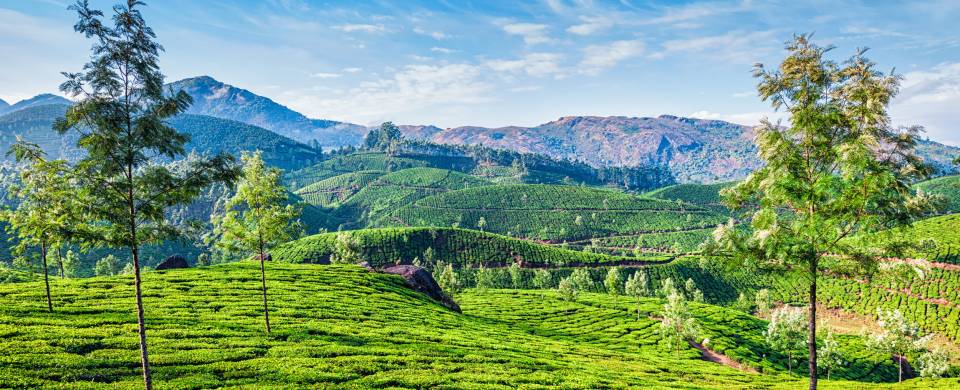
(913, 175, 960, 214)
(660, 290, 699, 356)
(819, 328, 844, 380)
(557, 276, 578, 301)
(766, 306, 809, 374)
(604, 266, 623, 297)
(93, 255, 119, 276)
(918, 347, 950, 379)
(272, 227, 671, 269)
(211, 151, 301, 260)
(868, 309, 927, 382)
(532, 268, 553, 289)
(436, 263, 459, 294)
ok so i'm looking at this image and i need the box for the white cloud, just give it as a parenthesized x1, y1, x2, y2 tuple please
(891, 62, 960, 145)
(502, 23, 551, 45)
(287, 64, 493, 124)
(641, 1, 750, 26)
(413, 27, 447, 40)
(567, 16, 614, 36)
(430, 47, 454, 54)
(310, 72, 341, 79)
(342, 67, 363, 73)
(485, 53, 565, 77)
(658, 30, 778, 64)
(579, 40, 645, 75)
(333, 24, 386, 33)
(688, 110, 789, 126)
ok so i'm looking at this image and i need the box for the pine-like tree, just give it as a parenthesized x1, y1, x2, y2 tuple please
(55, 2, 240, 387)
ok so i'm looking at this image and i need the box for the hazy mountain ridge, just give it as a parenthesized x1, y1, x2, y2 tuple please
(0, 94, 72, 116)
(0, 102, 321, 170)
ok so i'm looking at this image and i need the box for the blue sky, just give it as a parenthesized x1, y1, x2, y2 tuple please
(2, 0, 959, 144)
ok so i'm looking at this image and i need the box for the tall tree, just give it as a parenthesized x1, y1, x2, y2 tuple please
(1, 140, 82, 312)
(704, 35, 936, 389)
(55, 2, 240, 388)
(212, 151, 301, 334)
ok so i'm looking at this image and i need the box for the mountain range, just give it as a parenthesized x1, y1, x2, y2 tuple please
(3, 75, 958, 182)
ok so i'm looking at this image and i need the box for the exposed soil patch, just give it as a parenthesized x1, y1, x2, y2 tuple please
(688, 340, 757, 373)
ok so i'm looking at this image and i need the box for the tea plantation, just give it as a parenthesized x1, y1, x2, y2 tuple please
(2, 262, 957, 389)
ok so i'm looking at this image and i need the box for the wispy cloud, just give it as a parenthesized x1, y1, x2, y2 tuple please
(501, 22, 551, 45)
(290, 64, 493, 124)
(310, 72, 341, 79)
(688, 110, 788, 126)
(333, 24, 386, 33)
(430, 47, 454, 54)
(579, 40, 645, 75)
(657, 30, 778, 63)
(891, 62, 960, 144)
(413, 27, 448, 40)
(486, 53, 565, 77)
(567, 15, 615, 36)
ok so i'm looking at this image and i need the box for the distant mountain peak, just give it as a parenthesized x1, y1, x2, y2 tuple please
(0, 93, 72, 116)
(0, 98, 8, 108)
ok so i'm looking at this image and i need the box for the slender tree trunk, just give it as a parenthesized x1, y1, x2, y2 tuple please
(129, 175, 152, 390)
(808, 257, 818, 390)
(40, 240, 52, 312)
(56, 244, 64, 279)
(259, 232, 271, 334)
(898, 356, 902, 382)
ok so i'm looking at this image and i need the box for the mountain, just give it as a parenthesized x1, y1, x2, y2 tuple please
(166, 76, 367, 146)
(417, 115, 960, 183)
(0, 94, 72, 116)
(0, 103, 321, 170)
(418, 115, 758, 183)
(0, 98, 7, 112)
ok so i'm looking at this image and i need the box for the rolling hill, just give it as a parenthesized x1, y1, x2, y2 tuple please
(378, 184, 727, 242)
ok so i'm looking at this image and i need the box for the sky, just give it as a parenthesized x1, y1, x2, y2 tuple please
(1, 0, 959, 145)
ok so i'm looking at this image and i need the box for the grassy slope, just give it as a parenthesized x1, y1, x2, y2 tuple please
(380, 184, 726, 242)
(272, 227, 672, 268)
(1, 263, 952, 388)
(914, 175, 960, 214)
(0, 263, 769, 389)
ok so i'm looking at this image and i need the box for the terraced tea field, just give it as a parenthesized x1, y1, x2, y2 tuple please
(4, 262, 955, 388)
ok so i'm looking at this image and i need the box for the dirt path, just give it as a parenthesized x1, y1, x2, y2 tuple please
(688, 340, 757, 373)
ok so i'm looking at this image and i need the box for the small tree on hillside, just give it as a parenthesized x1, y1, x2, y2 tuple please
(660, 290, 699, 357)
(684, 278, 704, 302)
(755, 289, 773, 319)
(767, 306, 809, 374)
(212, 151, 301, 334)
(508, 262, 523, 288)
(437, 264, 460, 295)
(94, 254, 120, 277)
(570, 268, 593, 293)
(703, 35, 937, 389)
(532, 269, 552, 290)
(475, 264, 493, 290)
(866, 309, 925, 382)
(917, 347, 950, 379)
(624, 271, 649, 320)
(1, 141, 83, 312)
(557, 276, 578, 301)
(818, 328, 844, 380)
(604, 267, 623, 303)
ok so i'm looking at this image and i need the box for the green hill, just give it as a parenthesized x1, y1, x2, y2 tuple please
(3, 262, 947, 388)
(272, 227, 671, 268)
(646, 182, 734, 205)
(378, 184, 727, 242)
(915, 175, 960, 214)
